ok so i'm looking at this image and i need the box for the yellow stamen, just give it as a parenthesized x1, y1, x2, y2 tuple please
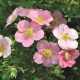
(43, 49, 52, 58)
(24, 28, 34, 38)
(61, 33, 70, 41)
(36, 16, 44, 22)
(64, 52, 71, 60)
(0, 44, 5, 53)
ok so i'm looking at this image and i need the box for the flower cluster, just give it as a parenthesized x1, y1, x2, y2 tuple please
(6, 7, 80, 68)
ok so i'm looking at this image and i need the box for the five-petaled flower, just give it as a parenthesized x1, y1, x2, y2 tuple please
(58, 49, 79, 68)
(33, 40, 60, 67)
(51, 11, 67, 29)
(53, 24, 78, 50)
(0, 35, 11, 58)
(27, 9, 53, 26)
(15, 20, 44, 47)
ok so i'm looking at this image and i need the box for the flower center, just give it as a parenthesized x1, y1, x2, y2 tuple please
(53, 19, 59, 24)
(0, 43, 5, 53)
(62, 33, 70, 41)
(64, 52, 71, 61)
(36, 16, 44, 22)
(24, 28, 34, 38)
(43, 49, 52, 58)
(51, 19, 59, 28)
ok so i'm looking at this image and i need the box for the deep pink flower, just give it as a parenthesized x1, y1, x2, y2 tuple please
(33, 40, 60, 67)
(27, 9, 53, 26)
(58, 50, 79, 68)
(6, 7, 20, 27)
(15, 20, 44, 47)
(53, 24, 78, 50)
(51, 11, 67, 29)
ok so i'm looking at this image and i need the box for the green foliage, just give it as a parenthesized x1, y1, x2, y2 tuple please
(0, 0, 80, 80)
(0, 60, 17, 80)
(53, 66, 65, 79)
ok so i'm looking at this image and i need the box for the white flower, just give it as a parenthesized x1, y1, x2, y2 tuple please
(53, 24, 78, 50)
(0, 35, 11, 58)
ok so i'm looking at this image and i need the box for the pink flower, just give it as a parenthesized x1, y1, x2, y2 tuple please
(15, 20, 44, 47)
(53, 24, 78, 50)
(33, 40, 60, 67)
(51, 11, 67, 29)
(0, 35, 11, 58)
(6, 7, 20, 27)
(58, 49, 79, 68)
(27, 9, 53, 26)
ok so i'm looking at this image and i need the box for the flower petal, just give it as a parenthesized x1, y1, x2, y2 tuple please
(33, 52, 43, 64)
(15, 31, 24, 42)
(53, 11, 62, 19)
(36, 40, 49, 51)
(30, 21, 41, 32)
(60, 18, 67, 24)
(43, 58, 54, 67)
(33, 30, 44, 41)
(68, 29, 78, 39)
(3, 37, 11, 58)
(0, 35, 3, 44)
(0, 52, 2, 57)
(18, 7, 30, 17)
(49, 42, 60, 52)
(59, 60, 68, 68)
(17, 20, 29, 32)
(71, 50, 80, 59)
(51, 55, 59, 64)
(27, 9, 39, 19)
(67, 60, 76, 67)
(58, 40, 78, 50)
(22, 38, 34, 47)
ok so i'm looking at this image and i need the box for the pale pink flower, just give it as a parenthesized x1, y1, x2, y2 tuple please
(53, 24, 78, 50)
(6, 7, 20, 27)
(0, 35, 11, 58)
(51, 11, 67, 29)
(33, 40, 60, 67)
(58, 49, 79, 68)
(27, 9, 53, 26)
(15, 20, 44, 47)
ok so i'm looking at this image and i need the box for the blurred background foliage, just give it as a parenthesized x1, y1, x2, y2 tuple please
(0, 0, 80, 80)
